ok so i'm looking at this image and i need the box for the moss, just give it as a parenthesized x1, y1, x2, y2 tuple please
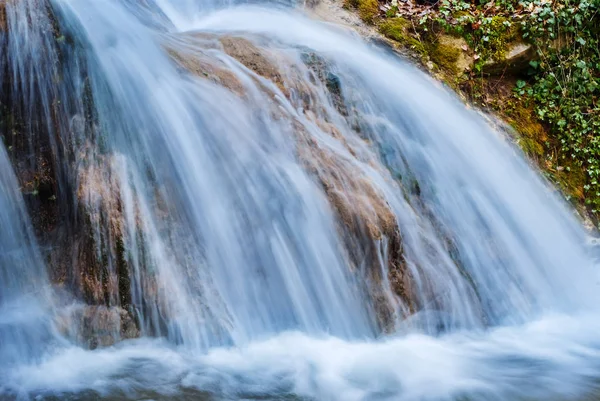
(343, 0, 380, 25)
(357, 0, 379, 24)
(519, 137, 544, 156)
(487, 16, 519, 61)
(379, 18, 426, 55)
(428, 41, 461, 74)
(506, 101, 547, 145)
(503, 97, 586, 203)
(554, 161, 587, 202)
(379, 17, 408, 40)
(467, 15, 521, 70)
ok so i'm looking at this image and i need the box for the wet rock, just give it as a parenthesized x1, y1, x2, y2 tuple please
(294, 120, 415, 328)
(219, 36, 285, 90)
(301, 51, 349, 115)
(166, 44, 246, 96)
(56, 305, 140, 349)
(216, 39, 418, 326)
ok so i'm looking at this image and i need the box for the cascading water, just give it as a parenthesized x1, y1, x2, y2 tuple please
(1, 0, 600, 399)
(0, 142, 56, 367)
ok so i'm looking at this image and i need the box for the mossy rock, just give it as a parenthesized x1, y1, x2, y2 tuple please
(379, 18, 426, 55)
(482, 42, 535, 75)
(469, 16, 532, 75)
(345, 0, 380, 24)
(427, 35, 472, 75)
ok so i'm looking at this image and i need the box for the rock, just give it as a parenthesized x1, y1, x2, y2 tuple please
(167, 47, 246, 96)
(436, 35, 473, 74)
(56, 305, 140, 349)
(219, 36, 284, 88)
(482, 42, 535, 75)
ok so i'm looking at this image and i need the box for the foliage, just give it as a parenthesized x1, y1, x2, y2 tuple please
(422, 1, 520, 72)
(516, 0, 600, 211)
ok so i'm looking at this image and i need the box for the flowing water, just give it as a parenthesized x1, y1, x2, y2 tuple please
(1, 0, 600, 400)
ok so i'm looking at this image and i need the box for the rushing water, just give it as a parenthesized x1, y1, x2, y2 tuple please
(0, 141, 56, 367)
(1, 0, 600, 399)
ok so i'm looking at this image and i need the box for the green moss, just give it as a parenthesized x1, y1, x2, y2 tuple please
(518, 137, 544, 156)
(379, 17, 409, 40)
(344, 0, 380, 24)
(555, 161, 587, 202)
(504, 97, 586, 203)
(427, 40, 461, 74)
(357, 0, 379, 24)
(379, 18, 426, 54)
(507, 103, 546, 140)
(484, 16, 519, 61)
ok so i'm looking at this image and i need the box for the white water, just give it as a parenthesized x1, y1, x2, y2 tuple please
(1, 0, 600, 399)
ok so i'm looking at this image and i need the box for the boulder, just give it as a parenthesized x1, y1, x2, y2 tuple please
(482, 42, 535, 75)
(435, 34, 473, 75)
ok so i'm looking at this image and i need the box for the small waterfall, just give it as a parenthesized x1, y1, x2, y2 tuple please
(1, 0, 600, 399)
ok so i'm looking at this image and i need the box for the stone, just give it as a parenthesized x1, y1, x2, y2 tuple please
(436, 34, 473, 74)
(483, 42, 535, 75)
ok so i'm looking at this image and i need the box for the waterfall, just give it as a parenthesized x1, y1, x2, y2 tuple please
(1, 0, 600, 399)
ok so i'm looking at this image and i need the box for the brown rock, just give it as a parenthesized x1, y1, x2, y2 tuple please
(167, 45, 246, 96)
